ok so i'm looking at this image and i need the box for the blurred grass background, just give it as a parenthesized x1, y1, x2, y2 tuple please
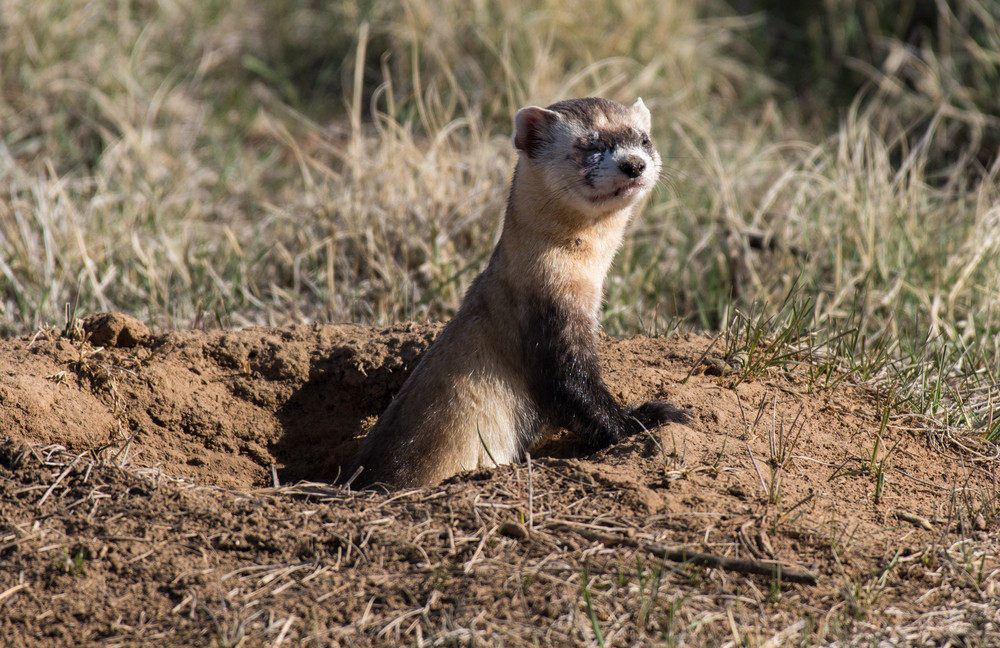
(1, 0, 998, 405)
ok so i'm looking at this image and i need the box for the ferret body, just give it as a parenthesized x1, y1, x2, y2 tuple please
(348, 97, 686, 489)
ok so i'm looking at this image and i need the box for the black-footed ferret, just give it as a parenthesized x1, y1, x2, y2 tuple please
(348, 97, 688, 489)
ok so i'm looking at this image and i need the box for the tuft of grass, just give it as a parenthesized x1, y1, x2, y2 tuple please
(580, 567, 607, 648)
(60, 544, 89, 576)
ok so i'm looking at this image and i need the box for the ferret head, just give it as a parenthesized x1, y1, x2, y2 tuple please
(512, 97, 661, 218)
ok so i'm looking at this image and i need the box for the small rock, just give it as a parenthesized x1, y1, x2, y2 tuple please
(499, 521, 529, 541)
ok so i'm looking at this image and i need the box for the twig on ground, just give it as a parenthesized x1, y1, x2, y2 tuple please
(552, 524, 818, 585)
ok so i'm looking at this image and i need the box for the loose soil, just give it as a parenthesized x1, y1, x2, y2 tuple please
(1, 313, 997, 646)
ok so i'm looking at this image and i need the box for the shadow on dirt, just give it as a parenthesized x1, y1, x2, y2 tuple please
(270, 330, 437, 484)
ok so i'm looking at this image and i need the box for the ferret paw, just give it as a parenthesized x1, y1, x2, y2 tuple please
(628, 400, 692, 430)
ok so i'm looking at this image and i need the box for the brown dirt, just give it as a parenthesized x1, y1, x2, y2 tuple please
(1, 314, 997, 646)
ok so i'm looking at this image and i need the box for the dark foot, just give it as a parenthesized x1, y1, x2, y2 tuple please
(628, 400, 692, 431)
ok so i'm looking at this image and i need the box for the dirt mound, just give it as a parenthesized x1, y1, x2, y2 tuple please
(2, 318, 442, 488)
(1, 316, 997, 646)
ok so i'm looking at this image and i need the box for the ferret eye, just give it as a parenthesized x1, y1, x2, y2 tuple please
(588, 133, 607, 151)
(575, 136, 605, 155)
(641, 134, 651, 147)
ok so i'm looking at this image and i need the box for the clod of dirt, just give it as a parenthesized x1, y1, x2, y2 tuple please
(79, 312, 149, 348)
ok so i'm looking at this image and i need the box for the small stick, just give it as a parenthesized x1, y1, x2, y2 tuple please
(555, 525, 818, 585)
(684, 333, 722, 384)
(896, 510, 934, 531)
(112, 428, 142, 467)
(38, 455, 82, 506)
(746, 444, 768, 495)
(0, 582, 30, 605)
(526, 452, 534, 530)
(343, 466, 364, 490)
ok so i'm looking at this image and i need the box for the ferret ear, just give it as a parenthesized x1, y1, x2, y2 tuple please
(513, 106, 560, 156)
(631, 98, 652, 133)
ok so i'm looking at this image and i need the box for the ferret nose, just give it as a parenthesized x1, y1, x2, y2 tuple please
(619, 155, 646, 178)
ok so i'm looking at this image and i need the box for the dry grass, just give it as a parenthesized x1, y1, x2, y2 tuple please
(0, 0, 754, 330)
(1, 0, 997, 343)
